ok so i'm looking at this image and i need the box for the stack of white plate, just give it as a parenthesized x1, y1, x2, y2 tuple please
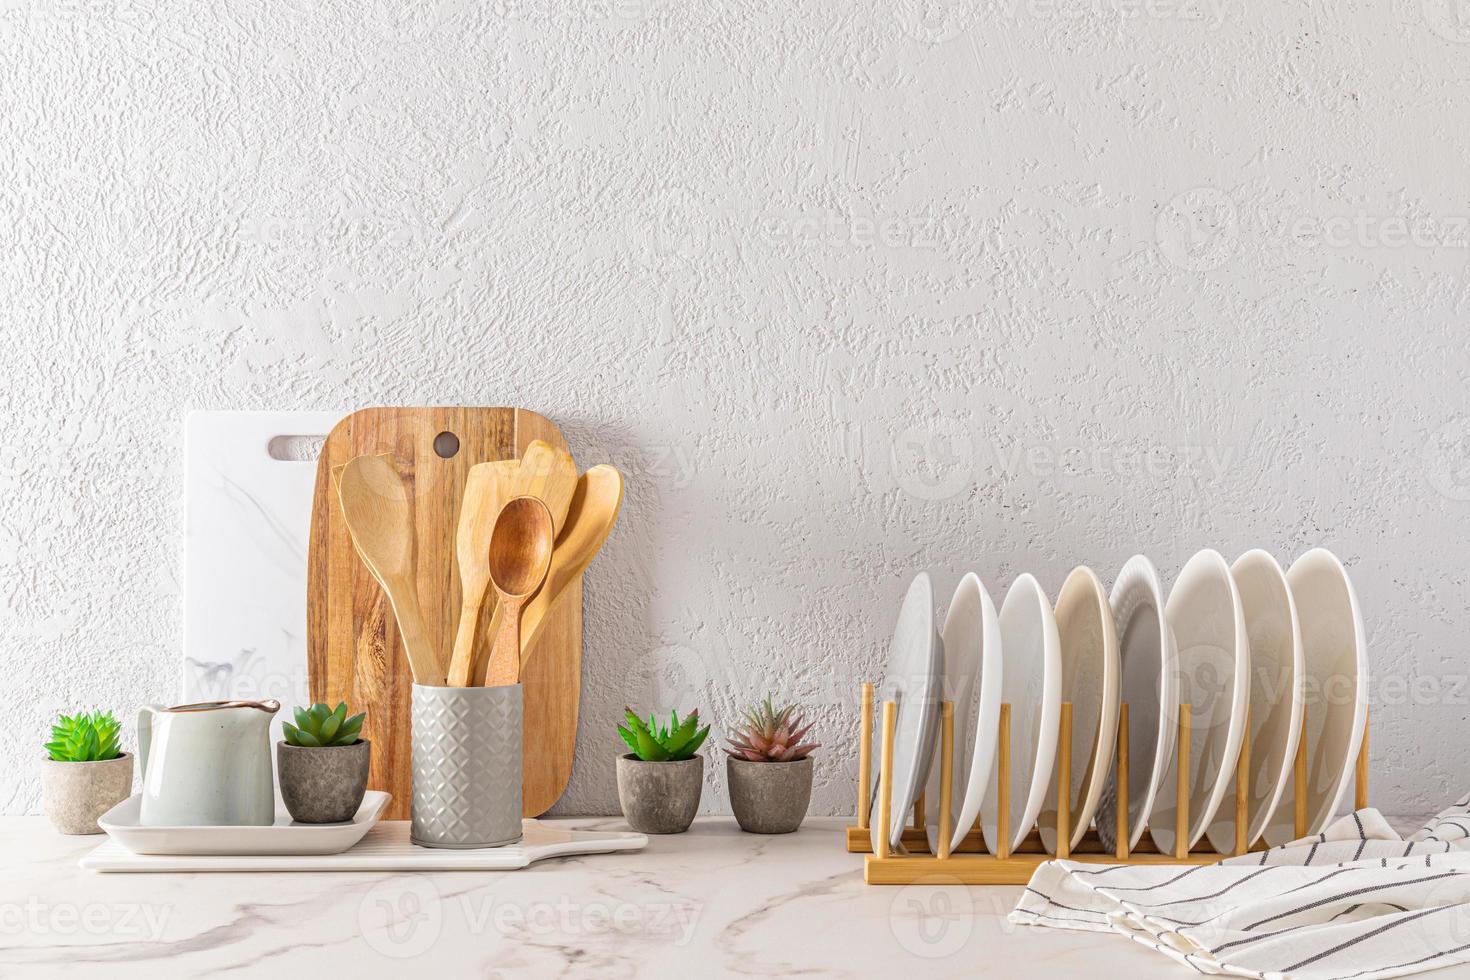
(867, 548, 1369, 856)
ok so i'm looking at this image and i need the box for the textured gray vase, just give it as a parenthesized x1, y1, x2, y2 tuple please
(616, 754, 703, 834)
(412, 684, 522, 848)
(728, 756, 813, 834)
(41, 753, 133, 835)
(277, 740, 371, 823)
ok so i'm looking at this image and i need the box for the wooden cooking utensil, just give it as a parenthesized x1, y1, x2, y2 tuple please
(459, 445, 576, 683)
(521, 464, 623, 667)
(515, 440, 578, 536)
(445, 460, 520, 687)
(335, 455, 444, 686)
(484, 496, 555, 687)
(330, 459, 381, 571)
(473, 464, 624, 684)
(446, 445, 575, 687)
(309, 407, 584, 818)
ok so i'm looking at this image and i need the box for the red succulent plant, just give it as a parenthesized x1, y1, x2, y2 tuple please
(725, 696, 820, 763)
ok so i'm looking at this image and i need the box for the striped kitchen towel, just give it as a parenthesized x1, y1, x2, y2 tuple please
(1010, 792, 1470, 979)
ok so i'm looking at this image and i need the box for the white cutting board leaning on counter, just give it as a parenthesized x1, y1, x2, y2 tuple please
(182, 411, 343, 741)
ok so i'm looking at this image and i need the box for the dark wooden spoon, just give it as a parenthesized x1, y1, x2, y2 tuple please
(484, 495, 554, 687)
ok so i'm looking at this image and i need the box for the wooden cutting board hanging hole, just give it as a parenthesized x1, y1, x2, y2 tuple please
(307, 407, 583, 819)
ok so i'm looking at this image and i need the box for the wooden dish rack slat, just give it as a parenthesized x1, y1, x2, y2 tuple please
(848, 682, 1370, 885)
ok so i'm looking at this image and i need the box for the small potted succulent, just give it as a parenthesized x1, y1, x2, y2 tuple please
(616, 708, 710, 834)
(277, 702, 370, 823)
(41, 710, 133, 834)
(724, 696, 820, 834)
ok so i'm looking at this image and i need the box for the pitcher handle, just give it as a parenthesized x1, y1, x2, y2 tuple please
(137, 704, 163, 781)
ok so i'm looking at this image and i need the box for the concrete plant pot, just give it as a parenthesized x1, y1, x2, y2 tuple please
(727, 756, 813, 834)
(617, 754, 703, 834)
(41, 753, 133, 835)
(277, 740, 371, 824)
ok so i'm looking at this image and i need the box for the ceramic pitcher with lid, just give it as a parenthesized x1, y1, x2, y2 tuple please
(137, 699, 280, 826)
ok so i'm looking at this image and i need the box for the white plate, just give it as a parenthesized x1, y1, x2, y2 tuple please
(82, 819, 646, 872)
(979, 574, 1060, 854)
(1150, 549, 1250, 854)
(1098, 555, 1178, 853)
(98, 791, 390, 856)
(923, 573, 1003, 855)
(1042, 566, 1120, 853)
(1268, 548, 1367, 843)
(869, 572, 944, 853)
(1213, 549, 1303, 852)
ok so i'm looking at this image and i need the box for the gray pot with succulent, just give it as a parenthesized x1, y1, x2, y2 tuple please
(724, 696, 820, 834)
(616, 708, 710, 835)
(41, 710, 134, 835)
(277, 702, 371, 824)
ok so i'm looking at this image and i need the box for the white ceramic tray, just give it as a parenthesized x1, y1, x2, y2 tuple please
(82, 817, 647, 872)
(97, 792, 390, 856)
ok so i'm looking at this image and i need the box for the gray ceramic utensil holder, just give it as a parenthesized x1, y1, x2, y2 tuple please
(411, 683, 523, 849)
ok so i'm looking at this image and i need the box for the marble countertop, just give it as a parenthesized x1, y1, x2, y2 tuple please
(0, 815, 1389, 978)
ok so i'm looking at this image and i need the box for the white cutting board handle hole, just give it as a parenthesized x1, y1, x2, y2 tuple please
(267, 435, 326, 462)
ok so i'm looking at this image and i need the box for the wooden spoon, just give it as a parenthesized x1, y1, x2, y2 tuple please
(520, 465, 623, 666)
(445, 459, 520, 687)
(445, 445, 576, 686)
(335, 454, 445, 686)
(484, 495, 555, 687)
(472, 465, 624, 684)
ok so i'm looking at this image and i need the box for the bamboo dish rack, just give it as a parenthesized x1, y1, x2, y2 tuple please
(848, 682, 1371, 885)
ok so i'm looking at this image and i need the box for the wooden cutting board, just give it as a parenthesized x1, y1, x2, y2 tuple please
(306, 407, 582, 819)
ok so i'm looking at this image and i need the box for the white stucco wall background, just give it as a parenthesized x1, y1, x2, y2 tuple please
(2, 0, 1468, 819)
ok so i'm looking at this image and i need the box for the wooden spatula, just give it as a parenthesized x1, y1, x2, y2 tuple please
(515, 440, 577, 536)
(445, 459, 520, 687)
(484, 496, 554, 686)
(336, 454, 445, 686)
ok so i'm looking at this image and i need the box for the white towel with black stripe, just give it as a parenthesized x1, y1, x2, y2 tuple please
(1010, 792, 1470, 979)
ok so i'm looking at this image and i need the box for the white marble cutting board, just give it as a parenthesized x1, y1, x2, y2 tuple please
(81, 820, 648, 872)
(182, 411, 343, 740)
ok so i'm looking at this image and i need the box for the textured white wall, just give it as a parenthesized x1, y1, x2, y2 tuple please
(3, 0, 1469, 819)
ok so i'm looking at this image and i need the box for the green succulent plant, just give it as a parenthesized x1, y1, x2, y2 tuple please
(282, 702, 365, 748)
(45, 710, 122, 763)
(618, 707, 710, 762)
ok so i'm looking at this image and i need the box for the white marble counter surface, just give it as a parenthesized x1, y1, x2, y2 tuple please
(6, 815, 1461, 979)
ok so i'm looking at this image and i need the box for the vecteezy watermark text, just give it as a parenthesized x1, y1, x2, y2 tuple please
(0, 900, 170, 941)
(856, 418, 1240, 502)
(1157, 186, 1470, 272)
(1004, 0, 1228, 28)
(462, 895, 701, 945)
(358, 876, 702, 959)
(0, 0, 145, 23)
(756, 210, 972, 251)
